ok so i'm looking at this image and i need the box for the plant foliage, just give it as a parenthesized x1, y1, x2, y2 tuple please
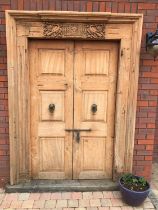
(121, 173, 149, 191)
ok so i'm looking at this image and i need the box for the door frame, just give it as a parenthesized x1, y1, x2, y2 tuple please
(6, 11, 143, 185)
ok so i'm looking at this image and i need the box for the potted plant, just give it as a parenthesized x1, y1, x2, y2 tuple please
(119, 173, 150, 206)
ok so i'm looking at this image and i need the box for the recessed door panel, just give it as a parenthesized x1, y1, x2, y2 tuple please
(39, 138, 65, 171)
(82, 91, 107, 122)
(40, 91, 64, 121)
(39, 49, 65, 75)
(85, 50, 109, 75)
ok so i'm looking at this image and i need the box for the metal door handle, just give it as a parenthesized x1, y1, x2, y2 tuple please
(76, 131, 80, 143)
(65, 129, 91, 132)
(65, 129, 91, 143)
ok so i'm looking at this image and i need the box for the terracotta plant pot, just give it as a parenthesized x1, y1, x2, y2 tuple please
(119, 176, 150, 206)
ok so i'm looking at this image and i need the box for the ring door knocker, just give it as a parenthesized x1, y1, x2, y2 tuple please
(49, 103, 55, 113)
(91, 104, 97, 114)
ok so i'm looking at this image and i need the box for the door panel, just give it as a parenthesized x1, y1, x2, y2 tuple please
(39, 49, 65, 75)
(84, 50, 109, 75)
(82, 91, 107, 121)
(73, 41, 118, 179)
(40, 91, 64, 121)
(39, 137, 64, 172)
(29, 40, 73, 179)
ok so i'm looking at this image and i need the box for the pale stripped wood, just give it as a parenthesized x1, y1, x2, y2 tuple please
(39, 49, 65, 75)
(82, 137, 105, 171)
(105, 24, 133, 39)
(29, 40, 73, 179)
(17, 34, 30, 180)
(39, 172, 65, 179)
(124, 18, 143, 173)
(38, 122, 65, 137)
(73, 41, 119, 179)
(82, 91, 107, 121)
(114, 37, 133, 178)
(79, 122, 107, 137)
(6, 11, 143, 184)
(6, 12, 18, 185)
(39, 138, 64, 171)
(85, 50, 109, 75)
(40, 91, 64, 121)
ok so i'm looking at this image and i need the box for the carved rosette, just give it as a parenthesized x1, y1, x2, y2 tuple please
(43, 22, 105, 39)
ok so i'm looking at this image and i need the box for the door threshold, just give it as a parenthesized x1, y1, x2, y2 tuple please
(6, 179, 118, 193)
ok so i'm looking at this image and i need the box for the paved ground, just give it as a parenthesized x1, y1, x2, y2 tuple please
(1, 166, 158, 210)
(151, 162, 158, 196)
(150, 162, 158, 209)
(0, 190, 155, 210)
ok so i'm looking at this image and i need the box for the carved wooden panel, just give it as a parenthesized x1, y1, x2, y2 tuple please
(43, 22, 106, 39)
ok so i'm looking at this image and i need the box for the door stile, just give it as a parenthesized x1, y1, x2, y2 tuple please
(72, 42, 75, 179)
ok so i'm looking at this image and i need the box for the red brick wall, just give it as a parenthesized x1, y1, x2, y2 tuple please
(153, 114, 158, 163)
(0, 0, 158, 187)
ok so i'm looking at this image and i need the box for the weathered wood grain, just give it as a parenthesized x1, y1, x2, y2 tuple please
(6, 11, 143, 184)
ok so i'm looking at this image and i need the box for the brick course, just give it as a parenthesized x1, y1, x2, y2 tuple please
(0, 0, 158, 187)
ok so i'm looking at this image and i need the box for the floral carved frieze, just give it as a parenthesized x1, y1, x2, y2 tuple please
(43, 22, 106, 39)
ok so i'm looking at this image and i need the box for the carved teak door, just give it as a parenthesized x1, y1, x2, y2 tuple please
(29, 40, 118, 179)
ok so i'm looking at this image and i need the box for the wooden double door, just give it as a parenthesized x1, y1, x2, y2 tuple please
(29, 40, 118, 180)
